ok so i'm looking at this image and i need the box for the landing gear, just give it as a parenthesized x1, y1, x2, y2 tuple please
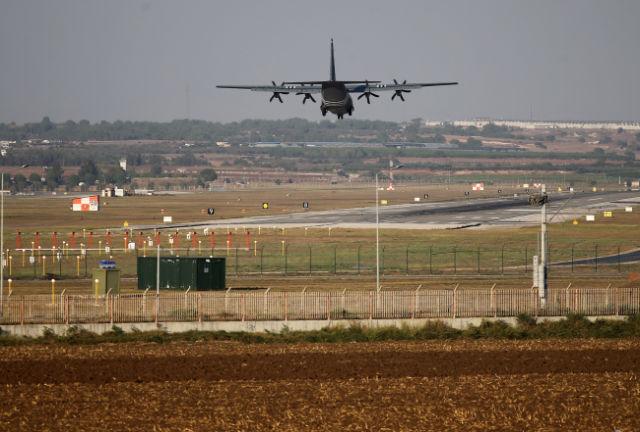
(321, 109, 327, 117)
(347, 109, 353, 116)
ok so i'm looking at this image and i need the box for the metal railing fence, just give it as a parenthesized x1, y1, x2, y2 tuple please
(0, 288, 638, 325)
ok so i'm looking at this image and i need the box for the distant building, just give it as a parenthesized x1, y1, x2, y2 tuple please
(427, 118, 640, 131)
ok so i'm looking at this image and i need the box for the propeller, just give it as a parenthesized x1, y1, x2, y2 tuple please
(269, 81, 289, 103)
(391, 79, 411, 101)
(296, 84, 316, 104)
(356, 80, 379, 104)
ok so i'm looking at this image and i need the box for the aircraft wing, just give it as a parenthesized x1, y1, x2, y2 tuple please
(346, 81, 458, 93)
(217, 84, 322, 94)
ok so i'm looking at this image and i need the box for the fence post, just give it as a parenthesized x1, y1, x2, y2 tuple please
(382, 246, 385, 277)
(491, 284, 496, 318)
(20, 296, 23, 325)
(154, 293, 158, 323)
(241, 293, 245, 322)
(198, 294, 202, 322)
(65, 295, 69, 325)
(615, 288, 619, 316)
(411, 291, 414, 319)
(260, 246, 264, 277)
(574, 289, 578, 314)
(454, 246, 457, 276)
(406, 246, 409, 276)
(284, 292, 288, 321)
(452, 286, 457, 319)
(110, 294, 114, 324)
(327, 292, 330, 321)
(534, 289, 538, 318)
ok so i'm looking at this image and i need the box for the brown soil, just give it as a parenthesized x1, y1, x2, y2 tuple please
(0, 340, 639, 431)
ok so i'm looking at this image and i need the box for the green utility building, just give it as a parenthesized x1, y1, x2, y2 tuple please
(137, 257, 226, 291)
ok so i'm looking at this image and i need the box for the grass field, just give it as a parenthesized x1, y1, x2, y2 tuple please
(1, 182, 639, 294)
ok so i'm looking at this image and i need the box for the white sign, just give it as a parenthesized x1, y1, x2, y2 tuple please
(569, 188, 574, 192)
(203, 228, 209, 235)
(586, 215, 595, 221)
(414, 197, 420, 202)
(163, 216, 173, 223)
(29, 256, 35, 264)
(625, 207, 633, 212)
(523, 184, 529, 188)
(148, 240, 153, 247)
(105, 246, 111, 253)
(128, 242, 136, 250)
(186, 233, 192, 240)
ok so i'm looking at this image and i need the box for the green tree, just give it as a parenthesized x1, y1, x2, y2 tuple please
(195, 177, 205, 188)
(13, 173, 27, 191)
(78, 159, 99, 178)
(67, 174, 80, 188)
(592, 147, 605, 154)
(578, 137, 586, 143)
(164, 181, 171, 190)
(199, 168, 218, 181)
(150, 164, 162, 176)
(275, 179, 281, 185)
(148, 181, 155, 190)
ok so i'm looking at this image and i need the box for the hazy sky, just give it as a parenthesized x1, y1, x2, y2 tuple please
(1, 1, 639, 125)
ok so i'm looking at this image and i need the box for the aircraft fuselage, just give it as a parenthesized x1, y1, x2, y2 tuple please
(320, 82, 353, 118)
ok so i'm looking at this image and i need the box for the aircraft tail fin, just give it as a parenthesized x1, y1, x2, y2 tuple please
(330, 39, 336, 81)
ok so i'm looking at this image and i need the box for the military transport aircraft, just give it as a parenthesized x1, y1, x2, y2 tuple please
(217, 40, 458, 119)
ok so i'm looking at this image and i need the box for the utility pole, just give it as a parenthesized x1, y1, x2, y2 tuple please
(529, 184, 548, 306)
(540, 184, 548, 306)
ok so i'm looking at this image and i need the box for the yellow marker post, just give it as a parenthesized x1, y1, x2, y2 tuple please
(77, 256, 80, 276)
(9, 256, 11, 275)
(143, 241, 146, 257)
(83, 228, 86, 239)
(8, 279, 12, 294)
(329, 228, 331, 236)
(199, 240, 201, 254)
(305, 227, 307, 236)
(51, 279, 55, 305)
(94, 279, 99, 305)
(43, 255, 46, 275)
(99, 241, 102, 256)
(259, 225, 261, 235)
(282, 240, 285, 256)
(254, 241, 257, 256)
(22, 249, 25, 267)
(38, 246, 41, 263)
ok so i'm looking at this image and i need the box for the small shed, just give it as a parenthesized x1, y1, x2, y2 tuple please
(137, 257, 225, 291)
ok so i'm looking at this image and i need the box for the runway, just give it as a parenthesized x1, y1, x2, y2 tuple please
(134, 190, 640, 231)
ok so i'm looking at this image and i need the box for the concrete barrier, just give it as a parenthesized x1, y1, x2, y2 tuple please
(0, 315, 628, 338)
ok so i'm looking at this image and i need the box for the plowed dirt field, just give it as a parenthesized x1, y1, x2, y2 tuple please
(1, 340, 639, 431)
